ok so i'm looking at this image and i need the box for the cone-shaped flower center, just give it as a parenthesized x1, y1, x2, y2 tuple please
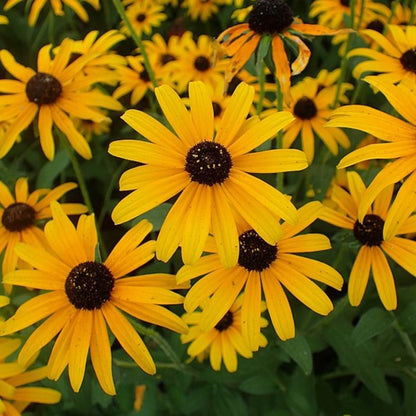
(353, 214, 384, 246)
(366, 19, 384, 33)
(212, 101, 222, 117)
(248, 0, 294, 34)
(65, 261, 114, 310)
(1, 202, 36, 232)
(160, 53, 176, 65)
(400, 49, 416, 73)
(238, 229, 277, 271)
(26, 72, 62, 105)
(194, 56, 211, 72)
(294, 97, 318, 119)
(185, 141, 232, 186)
(215, 310, 234, 331)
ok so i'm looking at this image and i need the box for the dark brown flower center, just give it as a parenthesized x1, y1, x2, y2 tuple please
(212, 101, 222, 117)
(185, 141, 232, 186)
(340, 0, 350, 6)
(248, 0, 294, 34)
(136, 13, 146, 22)
(400, 49, 416, 73)
(353, 214, 384, 246)
(1, 202, 36, 232)
(294, 97, 317, 119)
(215, 310, 234, 331)
(238, 229, 277, 271)
(194, 56, 211, 71)
(366, 19, 384, 33)
(65, 261, 114, 310)
(226, 76, 241, 96)
(160, 53, 176, 65)
(139, 69, 151, 82)
(26, 72, 62, 105)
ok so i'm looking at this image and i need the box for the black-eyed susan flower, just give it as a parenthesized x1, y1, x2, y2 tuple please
(327, 76, 416, 221)
(109, 81, 308, 268)
(0, 202, 188, 395)
(0, 177, 86, 281)
(349, 24, 416, 86)
(177, 201, 343, 346)
(113, 56, 153, 106)
(280, 71, 351, 163)
(217, 0, 345, 98)
(181, 0, 231, 22)
(121, 0, 167, 37)
(4, 0, 99, 26)
(181, 295, 268, 372)
(320, 170, 416, 310)
(0, 337, 61, 415)
(0, 39, 122, 160)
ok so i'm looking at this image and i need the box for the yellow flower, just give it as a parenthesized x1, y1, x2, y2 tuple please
(0, 177, 86, 280)
(0, 202, 188, 395)
(181, 0, 231, 22)
(0, 39, 122, 160)
(218, 0, 345, 98)
(320, 171, 416, 310)
(177, 201, 343, 345)
(349, 24, 416, 86)
(4, 0, 100, 26)
(181, 295, 268, 372)
(109, 81, 307, 267)
(0, 337, 61, 415)
(327, 76, 416, 221)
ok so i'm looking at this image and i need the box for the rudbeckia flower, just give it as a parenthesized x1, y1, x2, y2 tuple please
(327, 76, 416, 220)
(109, 81, 308, 267)
(0, 38, 122, 160)
(0, 177, 86, 280)
(280, 72, 351, 163)
(349, 24, 416, 86)
(177, 201, 343, 345)
(181, 0, 231, 22)
(0, 202, 188, 395)
(4, 0, 100, 26)
(320, 171, 416, 310)
(217, 0, 345, 98)
(181, 295, 268, 372)
(0, 337, 61, 415)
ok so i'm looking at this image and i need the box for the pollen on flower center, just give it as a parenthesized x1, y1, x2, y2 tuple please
(248, 0, 294, 35)
(238, 229, 277, 271)
(194, 56, 211, 72)
(294, 97, 317, 119)
(65, 261, 114, 310)
(353, 214, 384, 246)
(400, 49, 416, 73)
(185, 141, 232, 186)
(215, 310, 234, 331)
(25, 72, 62, 105)
(1, 202, 36, 232)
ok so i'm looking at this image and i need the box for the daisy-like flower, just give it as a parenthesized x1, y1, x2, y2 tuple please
(217, 0, 345, 98)
(121, 0, 167, 37)
(73, 110, 111, 142)
(0, 337, 61, 415)
(280, 72, 352, 163)
(0, 202, 188, 395)
(4, 0, 100, 26)
(177, 201, 343, 346)
(168, 32, 229, 94)
(109, 81, 307, 267)
(181, 0, 231, 22)
(349, 24, 416, 86)
(320, 170, 416, 310)
(0, 177, 86, 280)
(327, 76, 416, 221)
(113, 56, 154, 106)
(0, 38, 122, 160)
(181, 295, 268, 372)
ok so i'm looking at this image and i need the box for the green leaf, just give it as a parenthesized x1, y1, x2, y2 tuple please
(286, 369, 317, 416)
(352, 307, 394, 345)
(324, 319, 392, 403)
(398, 300, 416, 335)
(36, 149, 70, 188)
(94, 243, 102, 263)
(256, 35, 272, 66)
(213, 386, 248, 416)
(279, 333, 313, 375)
(239, 374, 276, 395)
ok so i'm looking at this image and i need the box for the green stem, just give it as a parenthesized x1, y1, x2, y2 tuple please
(274, 80, 284, 190)
(256, 60, 266, 115)
(111, 0, 158, 88)
(47, 8, 55, 45)
(391, 312, 416, 365)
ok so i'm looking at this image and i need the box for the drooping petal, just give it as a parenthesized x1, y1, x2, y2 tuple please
(348, 246, 371, 307)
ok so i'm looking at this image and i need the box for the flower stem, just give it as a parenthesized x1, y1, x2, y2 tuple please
(111, 0, 158, 88)
(274, 80, 284, 191)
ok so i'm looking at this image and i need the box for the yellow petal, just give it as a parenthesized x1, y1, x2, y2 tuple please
(348, 246, 371, 307)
